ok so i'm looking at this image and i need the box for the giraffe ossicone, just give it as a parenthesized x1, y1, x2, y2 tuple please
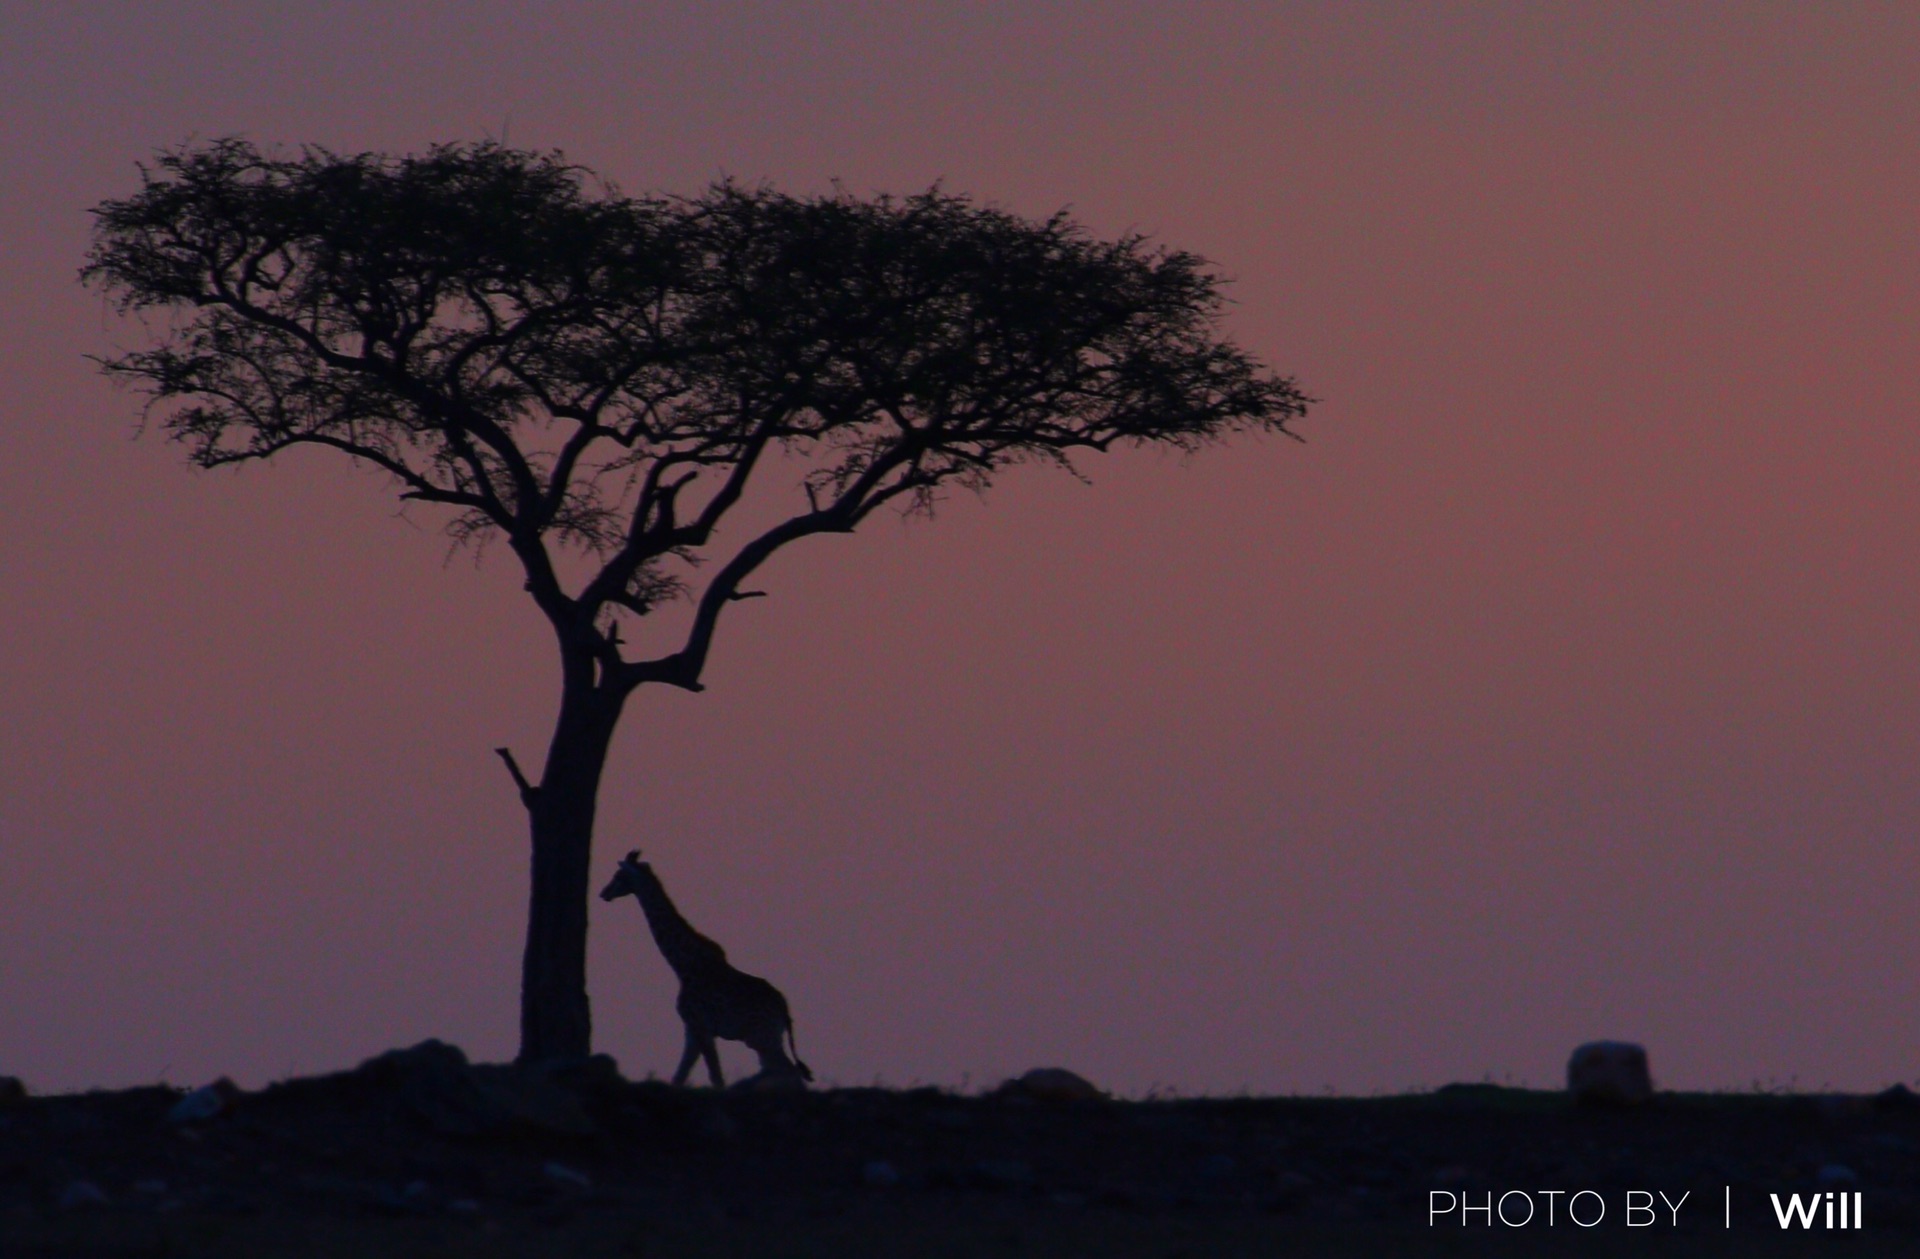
(601, 850, 813, 1089)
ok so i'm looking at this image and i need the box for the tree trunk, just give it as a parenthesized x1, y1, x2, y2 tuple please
(516, 675, 625, 1064)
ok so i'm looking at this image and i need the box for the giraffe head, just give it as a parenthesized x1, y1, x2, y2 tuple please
(599, 849, 652, 902)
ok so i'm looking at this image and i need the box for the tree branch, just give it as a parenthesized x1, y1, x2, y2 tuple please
(623, 432, 926, 692)
(494, 746, 539, 806)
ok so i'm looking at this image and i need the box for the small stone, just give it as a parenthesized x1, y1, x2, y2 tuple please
(167, 1077, 242, 1124)
(1567, 1041, 1654, 1107)
(862, 1159, 902, 1187)
(542, 1161, 592, 1190)
(57, 1180, 109, 1210)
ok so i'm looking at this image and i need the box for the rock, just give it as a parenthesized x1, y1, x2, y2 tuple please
(167, 1077, 242, 1125)
(57, 1180, 109, 1209)
(992, 1067, 1106, 1102)
(356, 1041, 597, 1136)
(384, 1050, 507, 1137)
(356, 1039, 472, 1083)
(0, 1077, 26, 1106)
(542, 1161, 592, 1190)
(1567, 1041, 1654, 1107)
(1874, 1083, 1919, 1112)
(357, 1040, 483, 1134)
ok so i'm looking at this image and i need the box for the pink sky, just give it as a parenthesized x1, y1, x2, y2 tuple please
(3, 4, 1918, 1096)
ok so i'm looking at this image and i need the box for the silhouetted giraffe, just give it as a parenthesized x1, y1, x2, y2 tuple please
(600, 849, 813, 1088)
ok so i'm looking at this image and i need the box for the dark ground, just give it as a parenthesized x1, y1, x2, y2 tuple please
(4, 1042, 1918, 1258)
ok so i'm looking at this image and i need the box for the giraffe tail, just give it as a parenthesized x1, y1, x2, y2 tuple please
(787, 1015, 814, 1083)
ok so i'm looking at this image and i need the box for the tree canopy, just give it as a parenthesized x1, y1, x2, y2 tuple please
(86, 140, 1307, 683)
(85, 139, 1312, 1062)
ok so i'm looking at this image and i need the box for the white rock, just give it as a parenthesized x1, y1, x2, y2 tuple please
(167, 1077, 240, 1124)
(1567, 1041, 1654, 1106)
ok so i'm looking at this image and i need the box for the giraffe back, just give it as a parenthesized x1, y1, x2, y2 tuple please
(678, 968, 791, 1041)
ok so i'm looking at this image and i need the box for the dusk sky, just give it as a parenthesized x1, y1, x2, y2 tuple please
(4, 3, 1918, 1097)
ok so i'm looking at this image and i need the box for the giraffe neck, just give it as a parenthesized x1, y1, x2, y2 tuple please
(632, 868, 726, 980)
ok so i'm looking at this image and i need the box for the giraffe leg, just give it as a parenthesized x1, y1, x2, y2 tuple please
(786, 1017, 814, 1082)
(746, 1032, 796, 1079)
(701, 1038, 725, 1089)
(672, 1026, 704, 1087)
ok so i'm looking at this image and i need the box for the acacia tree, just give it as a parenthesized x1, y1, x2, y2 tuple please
(85, 140, 1311, 1064)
